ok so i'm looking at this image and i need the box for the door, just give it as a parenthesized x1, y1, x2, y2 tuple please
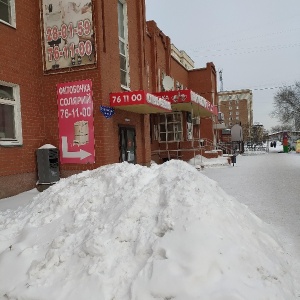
(119, 127, 136, 164)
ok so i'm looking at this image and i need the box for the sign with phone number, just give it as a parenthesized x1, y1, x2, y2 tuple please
(41, 0, 95, 71)
(57, 79, 95, 164)
(110, 91, 172, 112)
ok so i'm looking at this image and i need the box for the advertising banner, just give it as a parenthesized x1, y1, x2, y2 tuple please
(154, 90, 218, 116)
(41, 0, 95, 71)
(109, 91, 172, 114)
(57, 80, 95, 164)
(110, 91, 171, 110)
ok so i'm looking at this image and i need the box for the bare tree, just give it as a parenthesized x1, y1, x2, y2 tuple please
(270, 124, 293, 133)
(271, 82, 300, 130)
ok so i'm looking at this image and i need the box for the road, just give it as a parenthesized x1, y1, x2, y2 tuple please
(204, 152, 300, 294)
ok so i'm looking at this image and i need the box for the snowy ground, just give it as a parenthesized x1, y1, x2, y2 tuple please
(204, 144, 300, 297)
(0, 143, 298, 299)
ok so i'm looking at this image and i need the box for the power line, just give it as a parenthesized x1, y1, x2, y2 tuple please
(187, 27, 300, 53)
(193, 84, 297, 96)
(190, 42, 300, 55)
(191, 43, 300, 58)
(251, 84, 296, 91)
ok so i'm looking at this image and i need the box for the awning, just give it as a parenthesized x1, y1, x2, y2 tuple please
(110, 90, 172, 114)
(153, 89, 218, 117)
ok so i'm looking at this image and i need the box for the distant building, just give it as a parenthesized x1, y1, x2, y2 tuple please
(252, 122, 265, 144)
(218, 89, 253, 141)
(171, 44, 195, 71)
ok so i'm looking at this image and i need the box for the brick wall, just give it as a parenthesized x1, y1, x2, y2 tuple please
(0, 1, 45, 197)
(0, 0, 218, 199)
(0, 0, 151, 198)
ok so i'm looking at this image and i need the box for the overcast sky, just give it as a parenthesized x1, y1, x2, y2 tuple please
(145, 0, 300, 131)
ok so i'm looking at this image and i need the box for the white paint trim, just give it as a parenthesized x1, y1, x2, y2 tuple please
(0, 81, 23, 146)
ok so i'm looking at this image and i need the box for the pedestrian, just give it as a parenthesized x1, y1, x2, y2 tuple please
(274, 141, 277, 148)
(270, 141, 273, 147)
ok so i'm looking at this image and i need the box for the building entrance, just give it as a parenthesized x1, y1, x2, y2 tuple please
(119, 127, 136, 164)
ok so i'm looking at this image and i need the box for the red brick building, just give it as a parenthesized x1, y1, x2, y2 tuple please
(218, 89, 253, 142)
(0, 0, 219, 199)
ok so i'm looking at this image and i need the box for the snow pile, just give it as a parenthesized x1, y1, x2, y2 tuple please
(269, 141, 284, 153)
(0, 160, 295, 299)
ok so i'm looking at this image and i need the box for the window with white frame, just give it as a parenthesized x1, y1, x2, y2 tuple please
(118, 0, 130, 88)
(229, 106, 232, 110)
(236, 116, 239, 120)
(236, 106, 239, 109)
(229, 111, 232, 115)
(158, 113, 183, 142)
(236, 111, 239, 115)
(0, 0, 16, 27)
(0, 82, 22, 146)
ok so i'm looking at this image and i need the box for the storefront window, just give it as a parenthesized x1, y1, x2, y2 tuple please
(158, 113, 183, 142)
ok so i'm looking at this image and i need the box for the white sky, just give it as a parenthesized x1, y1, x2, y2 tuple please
(0, 150, 299, 299)
(145, 0, 300, 131)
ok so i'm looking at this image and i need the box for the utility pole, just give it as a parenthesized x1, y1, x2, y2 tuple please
(218, 69, 223, 92)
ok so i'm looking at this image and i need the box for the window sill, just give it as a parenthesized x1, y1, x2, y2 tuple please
(0, 140, 23, 147)
(158, 141, 183, 143)
(0, 19, 16, 29)
(121, 85, 131, 92)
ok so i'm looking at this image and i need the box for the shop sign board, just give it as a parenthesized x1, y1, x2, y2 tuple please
(154, 90, 218, 116)
(41, 0, 95, 71)
(57, 80, 95, 164)
(110, 91, 172, 112)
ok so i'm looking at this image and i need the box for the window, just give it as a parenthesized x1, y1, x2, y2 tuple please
(236, 106, 239, 109)
(236, 116, 239, 120)
(236, 111, 239, 115)
(229, 106, 232, 110)
(158, 113, 183, 142)
(229, 117, 233, 121)
(176, 81, 183, 90)
(0, 82, 22, 146)
(229, 112, 232, 115)
(118, 0, 130, 88)
(0, 0, 16, 27)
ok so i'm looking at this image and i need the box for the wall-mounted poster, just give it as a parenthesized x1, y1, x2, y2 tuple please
(57, 80, 95, 164)
(41, 0, 96, 71)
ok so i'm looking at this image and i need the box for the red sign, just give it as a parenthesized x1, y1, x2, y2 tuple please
(154, 90, 191, 104)
(57, 80, 95, 164)
(110, 91, 172, 112)
(154, 89, 218, 116)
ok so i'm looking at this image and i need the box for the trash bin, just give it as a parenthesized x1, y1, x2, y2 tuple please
(36, 144, 60, 191)
(231, 154, 236, 166)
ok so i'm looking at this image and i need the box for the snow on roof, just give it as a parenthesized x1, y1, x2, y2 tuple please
(38, 144, 57, 149)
